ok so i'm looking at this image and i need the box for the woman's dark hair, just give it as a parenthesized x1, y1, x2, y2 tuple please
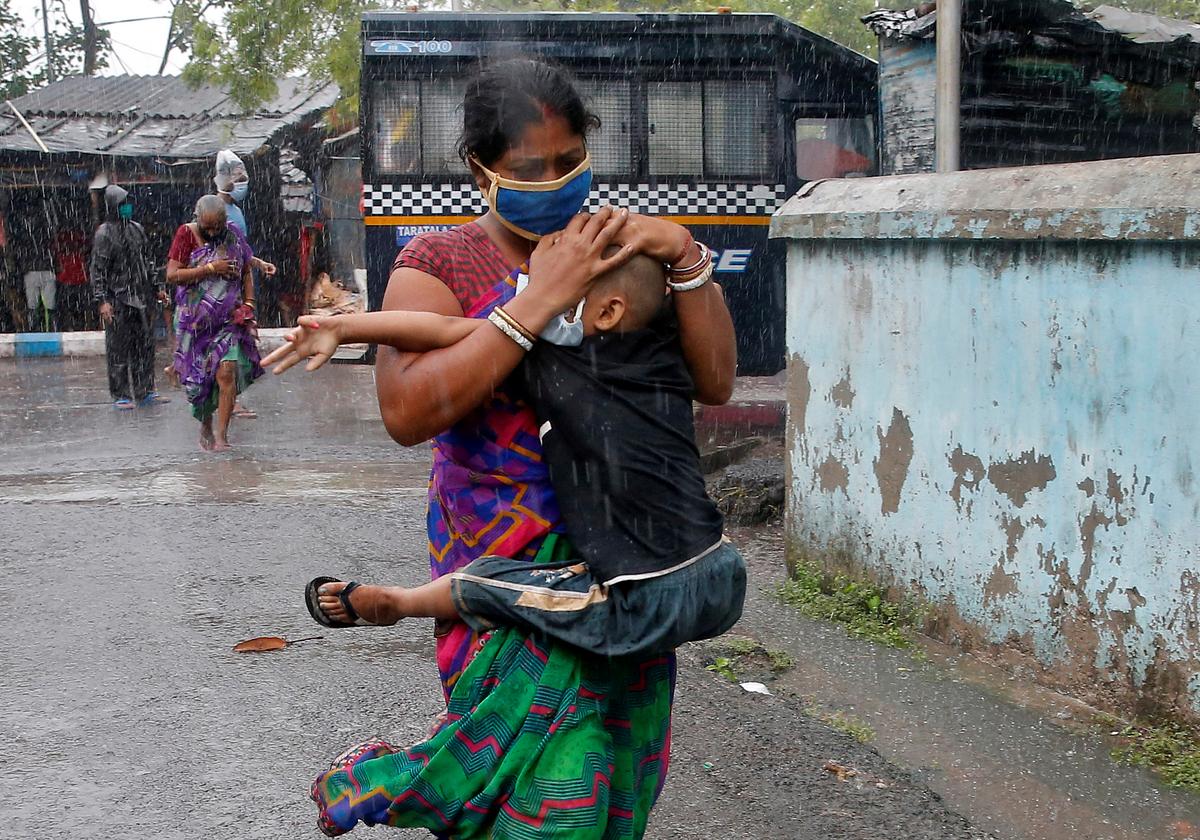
(457, 58, 600, 167)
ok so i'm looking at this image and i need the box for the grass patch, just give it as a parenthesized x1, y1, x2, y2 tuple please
(704, 636, 795, 683)
(813, 709, 876, 743)
(706, 656, 740, 683)
(1105, 718, 1200, 792)
(777, 559, 923, 649)
(721, 638, 762, 657)
(767, 649, 795, 671)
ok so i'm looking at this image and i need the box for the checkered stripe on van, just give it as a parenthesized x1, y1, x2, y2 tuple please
(588, 183, 788, 215)
(363, 183, 485, 216)
(362, 183, 788, 216)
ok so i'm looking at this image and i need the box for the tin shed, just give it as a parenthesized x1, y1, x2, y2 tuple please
(863, 0, 1200, 174)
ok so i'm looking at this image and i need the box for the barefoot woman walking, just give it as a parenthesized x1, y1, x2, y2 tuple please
(166, 195, 262, 451)
(304, 58, 736, 837)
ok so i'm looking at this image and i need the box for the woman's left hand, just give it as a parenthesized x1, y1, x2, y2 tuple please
(231, 302, 256, 327)
(613, 212, 692, 264)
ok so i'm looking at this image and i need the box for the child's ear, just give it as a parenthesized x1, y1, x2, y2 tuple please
(593, 295, 626, 333)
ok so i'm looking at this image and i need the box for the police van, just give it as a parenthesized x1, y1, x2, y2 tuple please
(360, 12, 876, 374)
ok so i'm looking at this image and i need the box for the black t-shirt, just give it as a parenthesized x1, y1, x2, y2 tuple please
(519, 303, 725, 584)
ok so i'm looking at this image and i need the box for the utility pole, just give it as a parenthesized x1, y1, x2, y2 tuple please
(40, 0, 55, 83)
(81, 1, 99, 76)
(935, 0, 962, 172)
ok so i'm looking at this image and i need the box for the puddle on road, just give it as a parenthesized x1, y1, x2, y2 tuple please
(0, 459, 430, 506)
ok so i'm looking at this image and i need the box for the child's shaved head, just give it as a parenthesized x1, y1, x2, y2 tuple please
(589, 248, 667, 333)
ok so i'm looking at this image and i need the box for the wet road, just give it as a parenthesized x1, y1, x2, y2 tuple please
(1, 357, 988, 839)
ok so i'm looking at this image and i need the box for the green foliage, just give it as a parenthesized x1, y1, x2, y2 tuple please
(175, 0, 881, 118)
(171, 0, 1200, 121)
(1108, 719, 1200, 792)
(0, 0, 40, 100)
(178, 0, 374, 117)
(812, 708, 875, 743)
(777, 559, 923, 649)
(0, 0, 109, 100)
(468, 0, 878, 55)
(705, 635, 795, 682)
(706, 656, 740, 682)
(767, 648, 795, 671)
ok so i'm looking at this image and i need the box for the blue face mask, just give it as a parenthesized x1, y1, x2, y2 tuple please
(230, 181, 249, 203)
(474, 155, 592, 241)
(118, 202, 134, 221)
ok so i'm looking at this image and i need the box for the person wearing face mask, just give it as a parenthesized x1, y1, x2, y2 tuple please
(165, 194, 262, 451)
(266, 58, 737, 839)
(211, 149, 274, 417)
(90, 184, 170, 410)
(213, 151, 277, 286)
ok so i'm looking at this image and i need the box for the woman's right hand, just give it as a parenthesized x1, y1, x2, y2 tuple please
(261, 315, 341, 374)
(524, 206, 633, 319)
(207, 259, 235, 278)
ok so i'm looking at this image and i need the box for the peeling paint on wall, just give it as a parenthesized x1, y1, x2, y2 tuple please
(782, 234, 1200, 719)
(987, 450, 1057, 508)
(874, 408, 914, 514)
(831, 371, 856, 409)
(789, 355, 812, 438)
(949, 445, 986, 511)
(819, 454, 851, 494)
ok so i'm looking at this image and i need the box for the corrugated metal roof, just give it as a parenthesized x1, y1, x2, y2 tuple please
(1085, 5, 1200, 46)
(0, 75, 339, 158)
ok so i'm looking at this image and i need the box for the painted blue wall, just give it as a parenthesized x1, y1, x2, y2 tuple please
(784, 237, 1200, 716)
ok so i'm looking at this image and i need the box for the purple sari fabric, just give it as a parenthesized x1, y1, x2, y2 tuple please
(170, 225, 262, 418)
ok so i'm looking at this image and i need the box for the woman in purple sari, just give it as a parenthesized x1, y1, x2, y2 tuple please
(166, 195, 263, 451)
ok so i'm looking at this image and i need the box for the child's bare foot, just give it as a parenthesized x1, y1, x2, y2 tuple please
(212, 438, 232, 453)
(318, 581, 405, 626)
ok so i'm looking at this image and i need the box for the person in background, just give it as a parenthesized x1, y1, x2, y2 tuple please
(0, 210, 14, 332)
(90, 184, 169, 410)
(22, 245, 57, 332)
(53, 228, 92, 331)
(213, 149, 276, 418)
(166, 195, 262, 451)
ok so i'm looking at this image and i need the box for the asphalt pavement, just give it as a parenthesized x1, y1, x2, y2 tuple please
(0, 356, 989, 840)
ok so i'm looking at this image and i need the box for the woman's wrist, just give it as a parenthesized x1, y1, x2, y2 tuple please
(502, 291, 558, 336)
(669, 232, 697, 268)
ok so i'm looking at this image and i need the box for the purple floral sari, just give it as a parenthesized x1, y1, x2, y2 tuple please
(171, 224, 262, 420)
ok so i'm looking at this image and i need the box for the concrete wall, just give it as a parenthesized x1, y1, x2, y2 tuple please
(783, 235, 1200, 718)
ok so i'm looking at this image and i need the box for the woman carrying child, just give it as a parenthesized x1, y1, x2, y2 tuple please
(275, 59, 737, 838)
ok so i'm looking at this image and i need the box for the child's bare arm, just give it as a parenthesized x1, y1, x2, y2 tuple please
(262, 311, 486, 374)
(324, 310, 482, 350)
